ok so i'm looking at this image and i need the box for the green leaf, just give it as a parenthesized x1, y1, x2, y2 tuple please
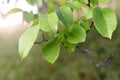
(84, 7, 93, 19)
(79, 0, 88, 4)
(5, 8, 23, 17)
(63, 39, 77, 52)
(91, 0, 98, 6)
(31, 18, 39, 27)
(42, 38, 61, 64)
(93, 7, 117, 39)
(99, 0, 110, 3)
(47, 7, 55, 13)
(67, 1, 81, 10)
(23, 11, 37, 23)
(65, 23, 86, 44)
(39, 12, 58, 33)
(55, 6, 73, 30)
(80, 19, 90, 31)
(19, 25, 40, 60)
(26, 0, 38, 5)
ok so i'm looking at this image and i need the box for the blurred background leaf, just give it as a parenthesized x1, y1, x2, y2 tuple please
(26, 0, 38, 5)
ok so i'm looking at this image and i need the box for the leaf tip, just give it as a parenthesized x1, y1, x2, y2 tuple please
(19, 53, 25, 61)
(108, 35, 112, 40)
(48, 61, 55, 64)
(42, 51, 57, 64)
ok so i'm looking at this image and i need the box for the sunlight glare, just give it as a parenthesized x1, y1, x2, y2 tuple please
(0, 13, 23, 28)
(0, 0, 37, 29)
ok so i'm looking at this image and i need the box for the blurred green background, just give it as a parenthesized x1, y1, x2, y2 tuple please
(0, 0, 120, 80)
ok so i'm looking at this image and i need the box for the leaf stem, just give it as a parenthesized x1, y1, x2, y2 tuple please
(34, 33, 48, 44)
(86, 21, 94, 33)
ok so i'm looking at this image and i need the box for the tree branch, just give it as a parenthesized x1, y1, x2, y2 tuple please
(77, 45, 114, 67)
(41, 0, 48, 13)
(87, 0, 91, 7)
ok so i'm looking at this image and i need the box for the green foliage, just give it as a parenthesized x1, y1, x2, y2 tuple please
(93, 7, 117, 39)
(99, 0, 110, 3)
(16, 0, 118, 63)
(5, 8, 23, 17)
(79, 0, 88, 4)
(91, 0, 98, 6)
(55, 6, 73, 31)
(65, 23, 86, 44)
(39, 12, 58, 33)
(80, 19, 90, 31)
(26, 0, 38, 5)
(63, 39, 77, 52)
(42, 38, 61, 64)
(67, 1, 81, 10)
(19, 25, 40, 60)
(84, 7, 93, 19)
(23, 11, 37, 23)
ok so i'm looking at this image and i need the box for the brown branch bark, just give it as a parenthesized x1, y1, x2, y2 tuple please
(77, 45, 114, 67)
